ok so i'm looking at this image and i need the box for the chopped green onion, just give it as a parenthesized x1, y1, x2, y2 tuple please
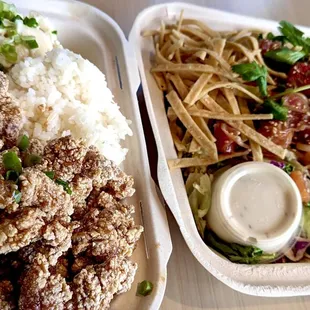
(23, 17, 38, 28)
(12, 15, 22, 22)
(52, 30, 57, 35)
(13, 35, 21, 44)
(17, 135, 29, 151)
(0, 2, 17, 21)
(55, 178, 72, 195)
(24, 154, 41, 167)
(21, 35, 39, 49)
(136, 280, 153, 296)
(12, 189, 21, 203)
(44, 171, 55, 180)
(3, 151, 22, 173)
(283, 163, 294, 175)
(6, 27, 16, 37)
(1, 44, 17, 62)
(5, 170, 19, 182)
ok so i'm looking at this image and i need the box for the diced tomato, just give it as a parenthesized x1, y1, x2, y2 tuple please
(290, 170, 310, 203)
(258, 120, 294, 148)
(213, 122, 238, 154)
(259, 39, 282, 54)
(287, 62, 310, 96)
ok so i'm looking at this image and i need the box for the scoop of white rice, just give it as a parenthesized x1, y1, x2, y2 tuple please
(9, 48, 132, 164)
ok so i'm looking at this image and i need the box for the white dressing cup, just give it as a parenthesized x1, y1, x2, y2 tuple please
(207, 162, 303, 254)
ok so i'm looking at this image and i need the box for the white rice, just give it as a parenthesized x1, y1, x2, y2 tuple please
(8, 48, 132, 164)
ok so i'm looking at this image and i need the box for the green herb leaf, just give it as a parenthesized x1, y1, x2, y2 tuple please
(3, 151, 22, 173)
(136, 280, 153, 296)
(5, 170, 19, 182)
(232, 62, 267, 97)
(279, 20, 310, 53)
(44, 171, 55, 180)
(17, 135, 29, 151)
(55, 178, 72, 195)
(24, 154, 41, 167)
(263, 98, 288, 121)
(205, 231, 275, 264)
(23, 17, 38, 28)
(12, 190, 21, 203)
(264, 47, 306, 65)
(283, 163, 294, 174)
(266, 32, 275, 40)
(52, 30, 57, 35)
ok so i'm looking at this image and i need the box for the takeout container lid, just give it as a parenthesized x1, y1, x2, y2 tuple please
(129, 2, 310, 297)
(12, 1, 173, 309)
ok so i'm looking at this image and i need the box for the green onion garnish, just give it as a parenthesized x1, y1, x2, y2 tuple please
(23, 17, 38, 28)
(6, 28, 16, 37)
(0, 2, 17, 21)
(12, 190, 21, 203)
(5, 170, 19, 182)
(55, 178, 72, 195)
(136, 281, 153, 297)
(24, 154, 41, 167)
(12, 15, 22, 22)
(44, 171, 55, 180)
(1, 44, 17, 62)
(21, 36, 39, 49)
(17, 135, 29, 151)
(3, 151, 22, 173)
(52, 30, 57, 35)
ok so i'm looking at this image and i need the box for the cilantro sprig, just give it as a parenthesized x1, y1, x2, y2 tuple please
(232, 62, 288, 120)
(279, 20, 310, 54)
(232, 62, 268, 97)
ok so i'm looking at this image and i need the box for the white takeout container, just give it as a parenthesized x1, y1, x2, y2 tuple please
(129, 2, 310, 297)
(11, 1, 172, 309)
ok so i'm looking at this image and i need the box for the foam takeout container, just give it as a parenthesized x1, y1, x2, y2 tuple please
(11, 0, 173, 309)
(129, 2, 310, 297)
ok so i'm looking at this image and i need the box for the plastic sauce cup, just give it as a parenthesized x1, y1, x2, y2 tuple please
(207, 162, 303, 254)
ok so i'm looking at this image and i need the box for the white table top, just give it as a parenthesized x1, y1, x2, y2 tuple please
(82, 0, 310, 309)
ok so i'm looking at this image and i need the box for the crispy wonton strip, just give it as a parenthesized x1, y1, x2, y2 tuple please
(238, 97, 263, 161)
(199, 82, 263, 103)
(181, 19, 220, 38)
(201, 95, 286, 159)
(168, 151, 249, 169)
(166, 90, 218, 160)
(166, 73, 189, 100)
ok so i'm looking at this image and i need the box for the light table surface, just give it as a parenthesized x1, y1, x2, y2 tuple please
(82, 0, 310, 309)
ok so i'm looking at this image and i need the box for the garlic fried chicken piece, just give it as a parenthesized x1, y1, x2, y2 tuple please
(0, 208, 45, 254)
(18, 220, 78, 266)
(41, 136, 88, 181)
(70, 257, 137, 310)
(72, 194, 143, 273)
(19, 168, 73, 220)
(81, 146, 135, 199)
(0, 169, 74, 255)
(0, 72, 22, 148)
(0, 280, 16, 310)
(0, 178, 19, 213)
(19, 254, 72, 310)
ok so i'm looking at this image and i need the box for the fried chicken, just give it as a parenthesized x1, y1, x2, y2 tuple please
(81, 146, 135, 199)
(19, 168, 73, 220)
(40, 136, 88, 182)
(0, 134, 141, 309)
(69, 257, 137, 310)
(0, 280, 16, 310)
(71, 194, 143, 272)
(19, 254, 73, 310)
(0, 178, 19, 213)
(0, 72, 22, 148)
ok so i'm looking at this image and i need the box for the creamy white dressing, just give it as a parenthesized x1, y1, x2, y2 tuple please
(228, 172, 295, 239)
(207, 162, 303, 253)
